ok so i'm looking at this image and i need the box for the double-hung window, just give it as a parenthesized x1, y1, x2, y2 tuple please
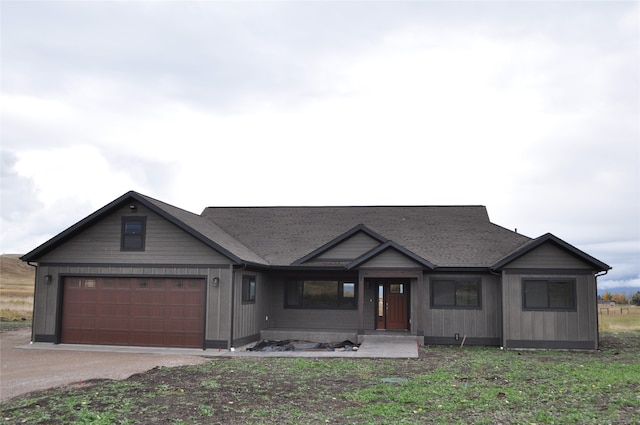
(121, 217, 146, 251)
(523, 279, 576, 310)
(431, 279, 481, 308)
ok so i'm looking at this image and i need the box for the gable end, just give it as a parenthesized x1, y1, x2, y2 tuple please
(292, 224, 387, 265)
(347, 241, 435, 270)
(492, 233, 610, 272)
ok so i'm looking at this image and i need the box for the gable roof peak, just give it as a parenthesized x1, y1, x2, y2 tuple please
(291, 223, 388, 265)
(491, 232, 611, 272)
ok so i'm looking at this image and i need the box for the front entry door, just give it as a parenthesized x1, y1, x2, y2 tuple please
(375, 281, 409, 330)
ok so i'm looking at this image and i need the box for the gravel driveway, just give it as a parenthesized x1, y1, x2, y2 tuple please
(0, 328, 209, 401)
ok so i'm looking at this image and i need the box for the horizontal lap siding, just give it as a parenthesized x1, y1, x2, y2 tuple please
(502, 272, 597, 347)
(37, 204, 230, 265)
(424, 274, 501, 340)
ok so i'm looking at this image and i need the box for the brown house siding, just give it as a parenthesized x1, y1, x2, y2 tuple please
(231, 271, 270, 347)
(502, 271, 597, 349)
(268, 275, 360, 331)
(423, 273, 502, 345)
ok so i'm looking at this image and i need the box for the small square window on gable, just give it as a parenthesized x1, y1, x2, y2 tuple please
(121, 217, 146, 251)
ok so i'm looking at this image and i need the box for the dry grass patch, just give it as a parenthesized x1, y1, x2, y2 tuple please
(0, 254, 34, 321)
(599, 305, 640, 332)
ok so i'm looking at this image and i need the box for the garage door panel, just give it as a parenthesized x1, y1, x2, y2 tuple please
(97, 331, 130, 345)
(101, 317, 129, 329)
(131, 318, 164, 332)
(96, 304, 129, 317)
(64, 317, 95, 330)
(62, 277, 205, 348)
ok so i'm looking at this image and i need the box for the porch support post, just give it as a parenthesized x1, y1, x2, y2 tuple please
(358, 270, 365, 334)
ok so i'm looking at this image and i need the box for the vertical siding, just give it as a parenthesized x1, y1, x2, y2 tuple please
(269, 277, 359, 330)
(502, 271, 597, 348)
(32, 266, 59, 337)
(233, 271, 270, 343)
(423, 274, 501, 341)
(363, 283, 376, 330)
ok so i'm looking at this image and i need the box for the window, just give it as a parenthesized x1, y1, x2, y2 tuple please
(121, 217, 146, 251)
(523, 279, 576, 310)
(242, 275, 256, 303)
(431, 279, 481, 308)
(285, 280, 357, 309)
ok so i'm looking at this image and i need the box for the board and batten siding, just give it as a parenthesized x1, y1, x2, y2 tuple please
(232, 271, 269, 346)
(502, 271, 597, 349)
(268, 279, 359, 331)
(37, 204, 231, 265)
(423, 274, 502, 345)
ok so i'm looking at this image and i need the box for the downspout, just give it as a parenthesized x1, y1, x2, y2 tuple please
(594, 269, 608, 350)
(27, 262, 38, 343)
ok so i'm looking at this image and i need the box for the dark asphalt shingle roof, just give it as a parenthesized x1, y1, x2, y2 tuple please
(139, 194, 268, 265)
(22, 191, 609, 271)
(200, 206, 533, 268)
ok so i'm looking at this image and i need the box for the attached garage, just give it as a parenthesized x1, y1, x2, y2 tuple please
(61, 277, 205, 348)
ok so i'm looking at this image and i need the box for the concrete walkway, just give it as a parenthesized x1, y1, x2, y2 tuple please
(3, 329, 418, 401)
(22, 336, 420, 359)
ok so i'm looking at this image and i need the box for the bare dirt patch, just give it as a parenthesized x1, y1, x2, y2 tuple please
(3, 332, 639, 424)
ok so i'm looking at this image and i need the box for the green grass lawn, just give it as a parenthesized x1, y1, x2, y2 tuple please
(2, 332, 639, 424)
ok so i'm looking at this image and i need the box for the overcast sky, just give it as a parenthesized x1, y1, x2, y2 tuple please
(1, 1, 638, 292)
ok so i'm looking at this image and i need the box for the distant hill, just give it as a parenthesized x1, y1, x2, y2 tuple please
(597, 286, 640, 298)
(0, 254, 35, 289)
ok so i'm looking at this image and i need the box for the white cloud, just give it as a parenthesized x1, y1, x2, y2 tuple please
(0, 0, 637, 290)
(598, 275, 640, 292)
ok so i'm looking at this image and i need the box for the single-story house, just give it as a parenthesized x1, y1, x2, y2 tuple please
(21, 191, 611, 350)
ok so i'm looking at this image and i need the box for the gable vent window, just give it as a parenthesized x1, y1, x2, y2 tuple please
(121, 217, 146, 251)
(523, 279, 576, 311)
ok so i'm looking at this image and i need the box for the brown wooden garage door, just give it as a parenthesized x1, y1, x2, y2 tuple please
(61, 277, 205, 348)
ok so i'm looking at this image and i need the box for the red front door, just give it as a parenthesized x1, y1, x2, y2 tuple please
(375, 281, 409, 330)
